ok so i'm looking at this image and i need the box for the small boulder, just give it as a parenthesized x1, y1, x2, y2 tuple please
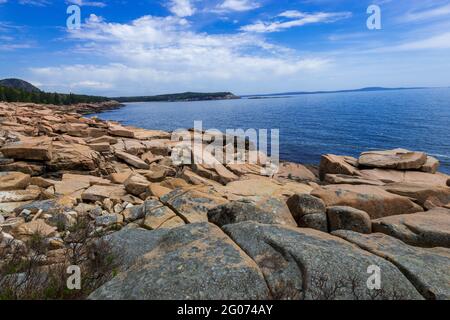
(47, 212, 77, 231)
(161, 188, 228, 223)
(95, 214, 124, 227)
(109, 125, 135, 138)
(11, 220, 57, 241)
(324, 174, 384, 186)
(372, 208, 450, 248)
(0, 161, 45, 176)
(145, 168, 168, 183)
(274, 162, 317, 182)
(361, 169, 449, 187)
(208, 200, 296, 227)
(327, 206, 371, 234)
(141, 151, 164, 165)
(110, 171, 133, 184)
(287, 194, 326, 219)
(0, 172, 30, 191)
(82, 185, 127, 202)
(359, 149, 427, 170)
(421, 156, 440, 174)
(383, 182, 450, 208)
(89, 143, 110, 153)
(124, 174, 150, 196)
(148, 183, 172, 198)
(319, 155, 359, 181)
(312, 184, 423, 219)
(116, 151, 150, 169)
(0, 137, 52, 161)
(14, 199, 67, 216)
(46, 142, 103, 172)
(0, 189, 40, 203)
(286, 194, 328, 231)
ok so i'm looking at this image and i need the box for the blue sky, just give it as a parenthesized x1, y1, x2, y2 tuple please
(1, 0, 450, 96)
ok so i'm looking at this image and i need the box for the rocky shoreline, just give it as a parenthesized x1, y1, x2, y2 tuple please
(0, 101, 449, 300)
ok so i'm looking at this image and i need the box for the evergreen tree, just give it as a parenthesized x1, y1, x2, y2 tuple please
(0, 85, 110, 105)
(0, 87, 6, 101)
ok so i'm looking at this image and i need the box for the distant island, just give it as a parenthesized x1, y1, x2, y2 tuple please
(0, 78, 435, 105)
(113, 92, 240, 103)
(244, 86, 429, 98)
(0, 78, 240, 104)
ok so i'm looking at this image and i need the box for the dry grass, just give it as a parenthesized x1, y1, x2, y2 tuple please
(0, 217, 120, 300)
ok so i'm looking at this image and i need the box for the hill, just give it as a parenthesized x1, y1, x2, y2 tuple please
(0, 78, 41, 93)
(114, 92, 240, 103)
(0, 80, 111, 105)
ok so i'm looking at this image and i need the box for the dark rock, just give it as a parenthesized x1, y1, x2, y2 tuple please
(208, 200, 296, 227)
(223, 222, 421, 300)
(333, 230, 450, 300)
(327, 206, 372, 234)
(286, 194, 327, 231)
(89, 223, 270, 300)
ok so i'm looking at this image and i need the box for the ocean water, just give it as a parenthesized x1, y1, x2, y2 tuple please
(93, 88, 450, 174)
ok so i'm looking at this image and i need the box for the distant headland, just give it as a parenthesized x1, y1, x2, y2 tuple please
(243, 86, 430, 98)
(0, 78, 439, 105)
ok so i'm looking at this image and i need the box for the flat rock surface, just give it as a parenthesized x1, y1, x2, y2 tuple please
(383, 182, 450, 208)
(0, 172, 30, 191)
(333, 231, 450, 300)
(161, 188, 228, 223)
(360, 169, 449, 187)
(208, 200, 297, 227)
(82, 184, 127, 202)
(274, 162, 317, 182)
(115, 151, 150, 170)
(327, 206, 372, 234)
(223, 222, 421, 300)
(372, 208, 450, 248)
(89, 223, 270, 300)
(101, 227, 170, 270)
(311, 184, 423, 219)
(324, 173, 385, 186)
(0, 136, 53, 161)
(359, 149, 427, 170)
(0, 189, 40, 203)
(319, 154, 359, 180)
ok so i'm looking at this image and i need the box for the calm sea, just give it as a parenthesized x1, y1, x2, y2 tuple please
(93, 88, 450, 174)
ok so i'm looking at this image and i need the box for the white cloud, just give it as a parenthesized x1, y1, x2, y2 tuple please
(17, 0, 50, 6)
(400, 4, 450, 23)
(380, 31, 450, 52)
(29, 14, 329, 95)
(278, 10, 306, 19)
(217, 0, 260, 12)
(168, 0, 196, 17)
(241, 11, 352, 33)
(0, 43, 33, 51)
(67, 0, 106, 7)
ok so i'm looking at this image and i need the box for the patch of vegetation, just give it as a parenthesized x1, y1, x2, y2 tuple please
(0, 218, 120, 300)
(114, 91, 239, 102)
(0, 85, 110, 105)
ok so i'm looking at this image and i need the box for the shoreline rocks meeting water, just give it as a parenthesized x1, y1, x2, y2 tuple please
(0, 101, 449, 300)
